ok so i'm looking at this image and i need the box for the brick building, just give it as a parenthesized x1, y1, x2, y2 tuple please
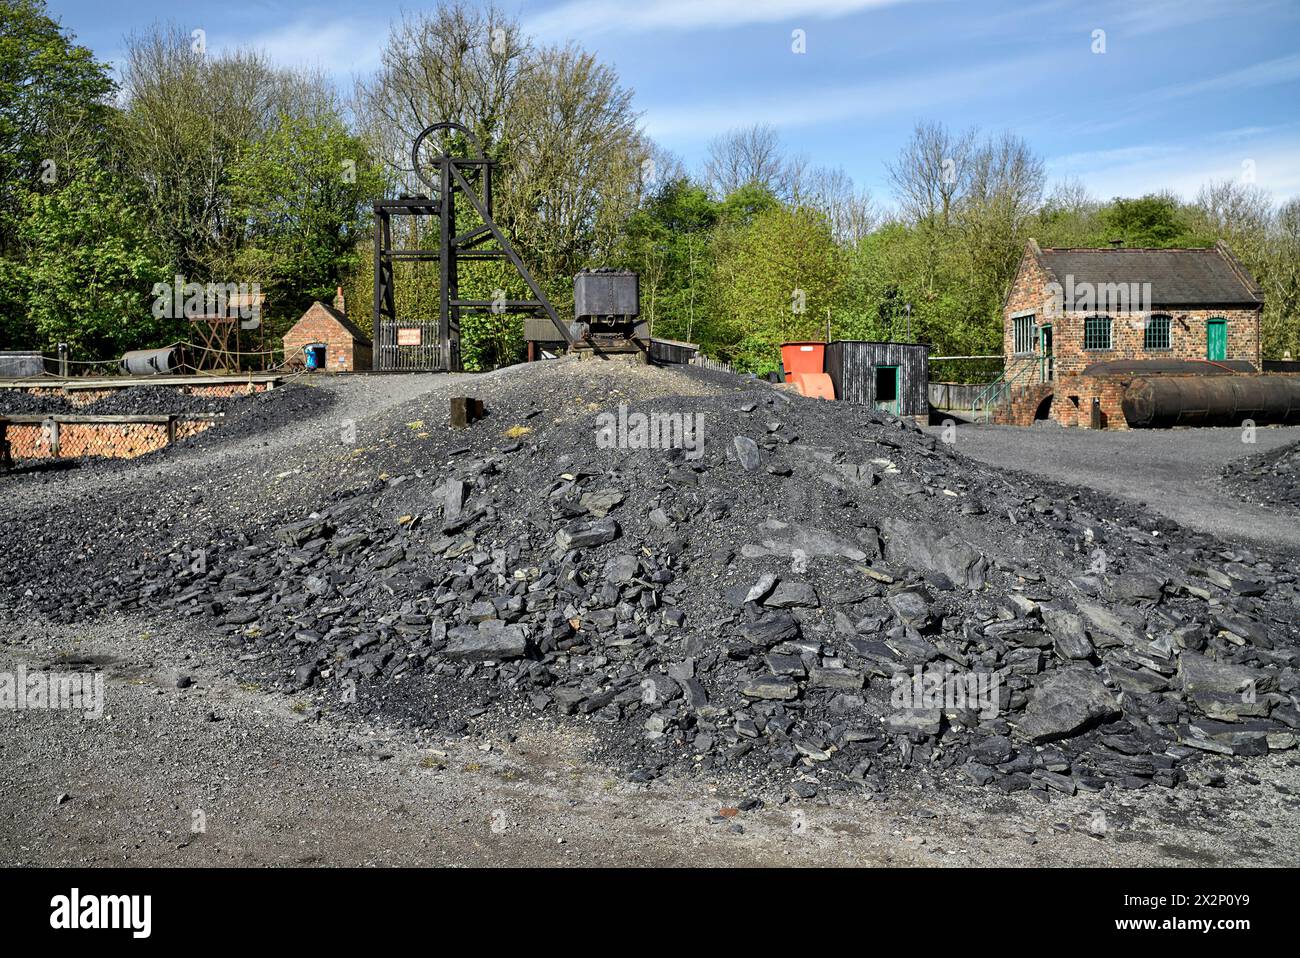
(995, 240, 1265, 427)
(282, 291, 372, 372)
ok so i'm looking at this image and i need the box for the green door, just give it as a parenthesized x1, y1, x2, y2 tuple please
(1039, 323, 1054, 382)
(874, 365, 901, 415)
(1207, 318, 1227, 361)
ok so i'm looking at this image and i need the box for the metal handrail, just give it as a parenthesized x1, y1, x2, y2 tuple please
(972, 360, 1037, 423)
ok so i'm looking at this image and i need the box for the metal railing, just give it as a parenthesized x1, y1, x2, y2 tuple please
(972, 360, 1037, 423)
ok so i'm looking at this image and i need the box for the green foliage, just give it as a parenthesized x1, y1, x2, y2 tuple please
(460, 310, 525, 371)
(1102, 194, 1195, 247)
(13, 169, 171, 356)
(0, 0, 114, 253)
(229, 114, 385, 336)
(710, 201, 841, 373)
(619, 177, 719, 344)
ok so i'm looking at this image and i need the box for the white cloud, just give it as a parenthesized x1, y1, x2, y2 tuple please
(1146, 51, 1300, 103)
(1108, 0, 1285, 38)
(1047, 134, 1300, 202)
(527, 0, 917, 38)
(643, 50, 1054, 138)
(216, 18, 385, 75)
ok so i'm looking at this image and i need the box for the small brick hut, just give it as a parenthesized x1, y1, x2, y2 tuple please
(997, 240, 1264, 428)
(283, 290, 372, 372)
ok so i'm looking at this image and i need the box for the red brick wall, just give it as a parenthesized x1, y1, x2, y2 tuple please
(1003, 251, 1052, 386)
(2, 419, 217, 460)
(1038, 307, 1260, 376)
(1048, 375, 1130, 429)
(283, 303, 370, 372)
(993, 383, 1054, 426)
(1003, 249, 1262, 375)
(183, 383, 270, 398)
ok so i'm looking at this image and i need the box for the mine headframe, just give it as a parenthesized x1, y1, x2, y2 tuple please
(372, 121, 575, 371)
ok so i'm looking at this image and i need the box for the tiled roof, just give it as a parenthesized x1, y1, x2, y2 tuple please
(1032, 242, 1264, 307)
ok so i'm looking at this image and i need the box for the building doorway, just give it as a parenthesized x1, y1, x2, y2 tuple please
(1040, 323, 1054, 381)
(874, 365, 900, 415)
(1206, 317, 1227, 361)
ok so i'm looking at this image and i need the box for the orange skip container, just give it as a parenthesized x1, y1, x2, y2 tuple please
(780, 342, 835, 400)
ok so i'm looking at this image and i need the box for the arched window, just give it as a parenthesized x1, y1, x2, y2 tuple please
(1144, 314, 1171, 350)
(1084, 315, 1112, 351)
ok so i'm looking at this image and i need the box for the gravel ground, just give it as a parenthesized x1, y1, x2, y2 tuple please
(4, 617, 1297, 867)
(929, 422, 1300, 549)
(2, 362, 1299, 867)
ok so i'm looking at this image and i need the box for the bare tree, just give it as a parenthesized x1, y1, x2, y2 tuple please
(886, 120, 975, 227)
(640, 141, 685, 197)
(352, 2, 530, 192)
(1044, 176, 1096, 216)
(1193, 179, 1273, 245)
(965, 132, 1045, 226)
(794, 165, 878, 245)
(703, 123, 788, 199)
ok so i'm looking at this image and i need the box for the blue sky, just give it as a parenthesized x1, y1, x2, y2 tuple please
(50, 0, 1300, 205)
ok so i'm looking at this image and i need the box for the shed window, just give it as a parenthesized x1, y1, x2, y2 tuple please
(1013, 315, 1036, 354)
(1084, 315, 1112, 351)
(1144, 314, 1171, 350)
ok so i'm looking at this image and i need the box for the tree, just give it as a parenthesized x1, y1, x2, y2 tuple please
(0, 0, 113, 255)
(352, 2, 530, 191)
(1102, 193, 1189, 246)
(620, 176, 719, 340)
(117, 26, 335, 279)
(505, 42, 647, 298)
(711, 201, 840, 372)
(1262, 198, 1300, 359)
(793, 165, 878, 245)
(887, 121, 975, 228)
(229, 114, 385, 331)
(13, 168, 170, 356)
(703, 123, 792, 200)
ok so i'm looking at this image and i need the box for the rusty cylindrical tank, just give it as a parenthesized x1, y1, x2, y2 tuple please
(1123, 375, 1300, 427)
(120, 346, 185, 375)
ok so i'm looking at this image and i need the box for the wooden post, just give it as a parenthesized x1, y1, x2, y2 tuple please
(450, 397, 485, 429)
(44, 417, 60, 458)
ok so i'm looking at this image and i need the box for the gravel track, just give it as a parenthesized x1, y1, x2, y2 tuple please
(4, 617, 1297, 867)
(930, 422, 1300, 548)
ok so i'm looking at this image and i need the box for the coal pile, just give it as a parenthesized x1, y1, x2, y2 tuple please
(0, 390, 77, 415)
(1221, 439, 1300, 513)
(3, 362, 1298, 802)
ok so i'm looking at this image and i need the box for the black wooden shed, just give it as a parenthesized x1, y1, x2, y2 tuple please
(823, 341, 929, 419)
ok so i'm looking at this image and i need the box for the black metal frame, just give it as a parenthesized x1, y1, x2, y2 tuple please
(372, 122, 573, 372)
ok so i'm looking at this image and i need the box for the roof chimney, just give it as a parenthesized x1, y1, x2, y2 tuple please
(333, 286, 345, 313)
